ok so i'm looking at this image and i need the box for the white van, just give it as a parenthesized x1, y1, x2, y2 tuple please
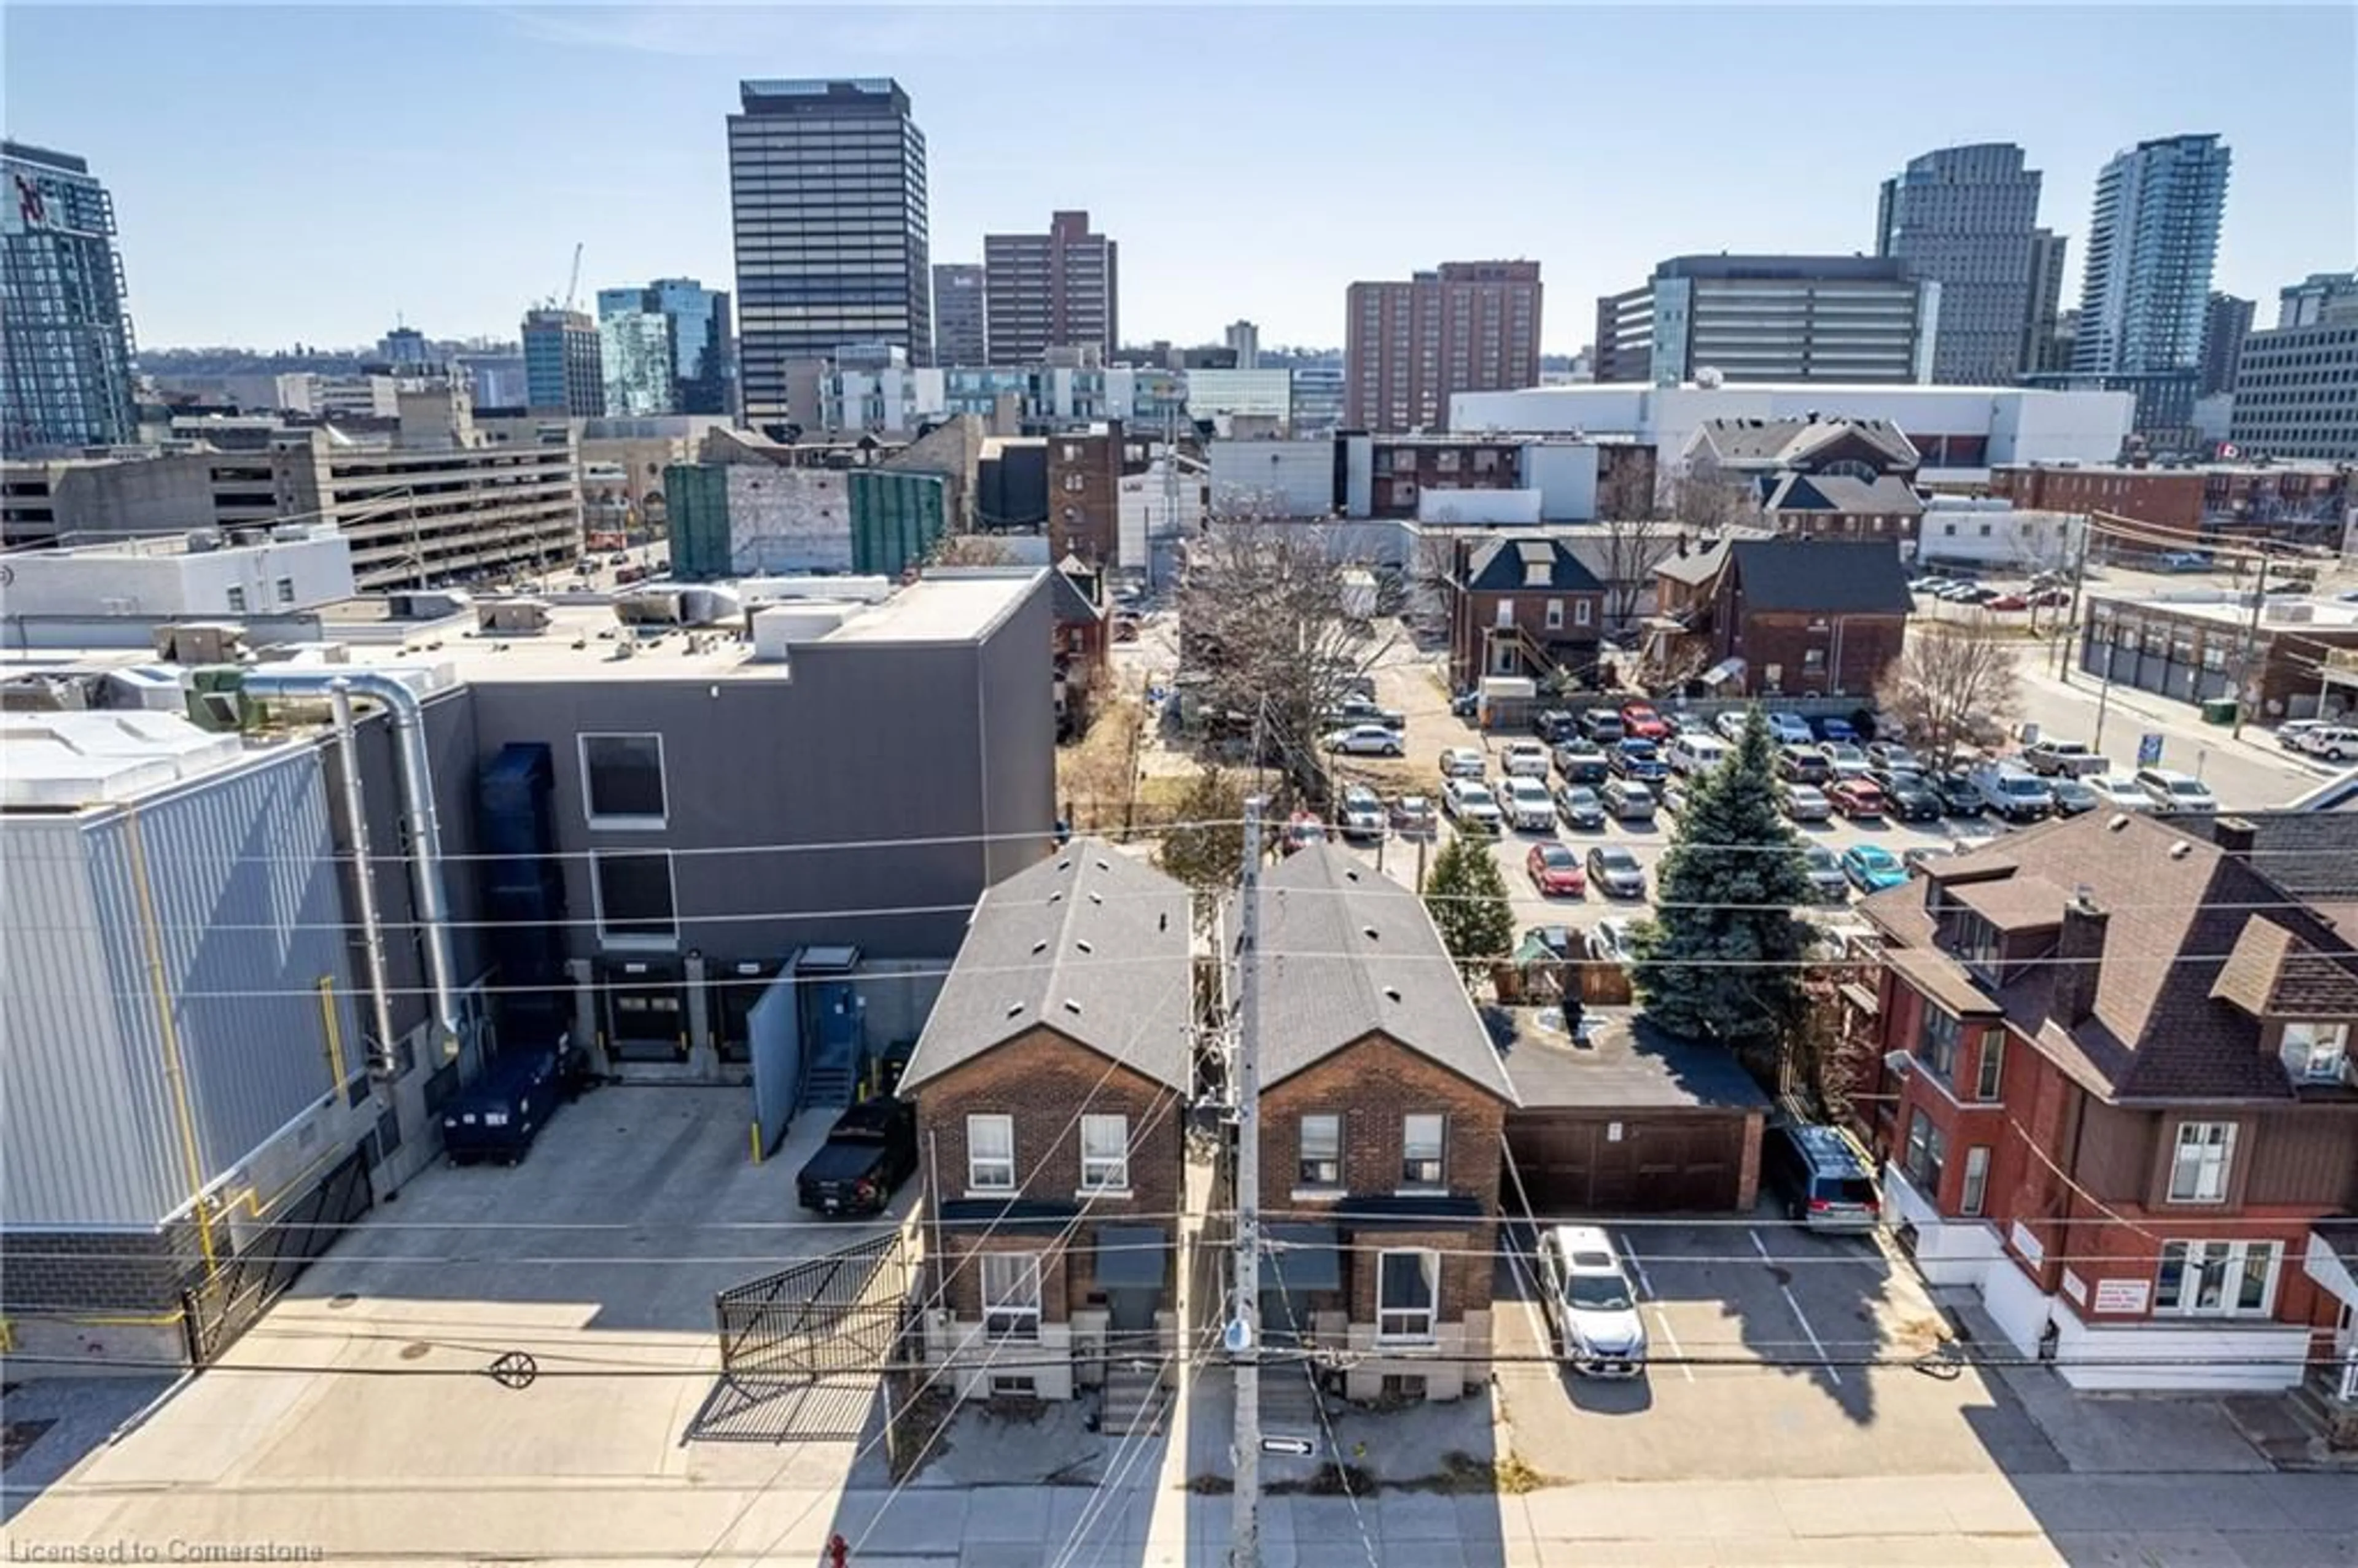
(1668, 733, 1728, 775)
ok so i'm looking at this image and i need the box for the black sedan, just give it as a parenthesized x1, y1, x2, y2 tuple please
(1934, 772, 1986, 817)
(1875, 770, 1947, 823)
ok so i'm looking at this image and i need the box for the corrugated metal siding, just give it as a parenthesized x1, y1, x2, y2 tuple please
(79, 745, 362, 1224)
(0, 818, 174, 1229)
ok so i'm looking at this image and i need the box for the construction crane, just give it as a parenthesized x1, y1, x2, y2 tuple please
(561, 242, 583, 313)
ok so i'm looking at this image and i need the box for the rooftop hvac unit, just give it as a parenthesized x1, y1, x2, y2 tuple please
(101, 666, 187, 712)
(152, 621, 249, 666)
(387, 589, 472, 620)
(477, 599, 553, 635)
(251, 640, 351, 665)
(185, 529, 223, 553)
(614, 589, 688, 627)
(0, 675, 92, 713)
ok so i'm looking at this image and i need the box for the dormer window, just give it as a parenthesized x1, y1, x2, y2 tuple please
(2282, 1020, 2349, 1084)
(1952, 912, 2001, 978)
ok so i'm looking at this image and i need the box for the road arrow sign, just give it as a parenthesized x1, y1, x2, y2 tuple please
(1259, 1435, 1317, 1457)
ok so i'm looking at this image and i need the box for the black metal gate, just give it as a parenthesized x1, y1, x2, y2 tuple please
(715, 1233, 909, 1380)
(182, 1151, 373, 1364)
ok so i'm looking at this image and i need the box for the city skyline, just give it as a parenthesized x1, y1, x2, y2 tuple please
(4, 4, 2351, 355)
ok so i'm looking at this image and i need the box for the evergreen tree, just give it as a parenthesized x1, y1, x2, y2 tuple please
(1424, 835, 1516, 980)
(1628, 708, 1816, 1045)
(1157, 765, 1245, 924)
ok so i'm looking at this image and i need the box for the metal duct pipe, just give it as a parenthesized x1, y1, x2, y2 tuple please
(242, 669, 459, 1054)
(327, 681, 400, 1074)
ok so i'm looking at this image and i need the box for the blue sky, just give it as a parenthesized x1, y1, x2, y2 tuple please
(4, 3, 2351, 353)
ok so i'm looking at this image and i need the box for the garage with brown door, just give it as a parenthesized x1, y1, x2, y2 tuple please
(1500, 1009, 1768, 1215)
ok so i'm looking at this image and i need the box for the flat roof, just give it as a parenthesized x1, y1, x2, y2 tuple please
(817, 569, 1037, 645)
(2087, 589, 2358, 632)
(1498, 1009, 1771, 1112)
(1, 710, 274, 810)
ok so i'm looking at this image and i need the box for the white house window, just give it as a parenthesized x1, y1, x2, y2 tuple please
(1974, 1034, 2005, 1102)
(1546, 599, 1564, 631)
(580, 734, 668, 828)
(1402, 1114, 1445, 1188)
(2155, 1239, 2280, 1318)
(591, 851, 677, 945)
(1904, 1108, 1947, 1195)
(968, 1114, 1015, 1192)
(1079, 1114, 1129, 1193)
(2167, 1122, 2236, 1204)
(225, 585, 247, 613)
(1377, 1249, 1439, 1343)
(2281, 1020, 2349, 1084)
(1495, 599, 1514, 628)
(981, 1251, 1042, 1339)
(275, 576, 296, 605)
(1299, 1114, 1342, 1188)
(1574, 599, 1593, 627)
(1920, 1008, 1963, 1087)
(1959, 1146, 1991, 1217)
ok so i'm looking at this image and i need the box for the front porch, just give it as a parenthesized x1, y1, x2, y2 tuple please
(2300, 1222, 2358, 1446)
(1263, 1214, 1494, 1404)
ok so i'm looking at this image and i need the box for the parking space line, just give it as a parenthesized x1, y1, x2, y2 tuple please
(1751, 1228, 1842, 1386)
(1617, 1233, 1654, 1300)
(1614, 1233, 1691, 1383)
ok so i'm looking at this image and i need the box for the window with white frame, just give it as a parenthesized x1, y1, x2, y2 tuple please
(1974, 1033, 2005, 1102)
(591, 851, 677, 945)
(967, 1114, 1015, 1192)
(1546, 599, 1564, 630)
(1377, 1249, 1438, 1342)
(1299, 1114, 1341, 1188)
(1574, 598, 1593, 627)
(1920, 1007, 1962, 1087)
(1079, 1114, 1129, 1193)
(981, 1251, 1042, 1339)
(275, 576, 296, 605)
(225, 585, 247, 613)
(2281, 1020, 2349, 1084)
(2154, 1239, 2280, 1318)
(1401, 1114, 1445, 1188)
(1495, 599, 1514, 628)
(1904, 1108, 1947, 1195)
(580, 734, 668, 827)
(2166, 1121, 2235, 1204)
(1959, 1146, 1991, 1217)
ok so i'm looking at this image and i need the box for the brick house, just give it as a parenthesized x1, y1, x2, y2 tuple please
(1645, 535, 1911, 697)
(1048, 423, 1125, 564)
(1687, 416, 1924, 545)
(898, 842, 1193, 1414)
(1051, 554, 1109, 739)
(1447, 535, 1608, 689)
(1851, 812, 2358, 1399)
(1239, 846, 1518, 1402)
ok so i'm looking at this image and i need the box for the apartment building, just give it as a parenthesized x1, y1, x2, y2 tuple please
(1875, 142, 2046, 386)
(2071, 134, 2232, 437)
(1595, 255, 1940, 388)
(1345, 261, 1543, 432)
(984, 210, 1118, 364)
(932, 263, 987, 367)
(2229, 287, 2358, 462)
(521, 308, 604, 417)
(1, 139, 138, 451)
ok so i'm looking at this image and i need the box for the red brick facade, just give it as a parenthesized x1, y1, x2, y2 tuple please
(1990, 465, 2204, 538)
(1048, 427, 1124, 564)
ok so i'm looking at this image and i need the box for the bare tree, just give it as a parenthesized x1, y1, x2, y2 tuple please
(1177, 521, 1368, 802)
(925, 532, 1023, 569)
(1877, 618, 2022, 771)
(1662, 463, 1755, 534)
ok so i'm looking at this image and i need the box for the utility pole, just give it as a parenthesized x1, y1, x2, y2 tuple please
(1229, 795, 1265, 1568)
(2231, 537, 2270, 741)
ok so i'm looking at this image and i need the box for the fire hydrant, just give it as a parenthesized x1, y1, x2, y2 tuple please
(826, 1533, 849, 1567)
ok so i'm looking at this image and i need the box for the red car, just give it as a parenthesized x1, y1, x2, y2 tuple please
(1282, 812, 1327, 855)
(1827, 778, 1888, 821)
(1525, 842, 1587, 898)
(1985, 594, 2030, 611)
(1619, 702, 1670, 740)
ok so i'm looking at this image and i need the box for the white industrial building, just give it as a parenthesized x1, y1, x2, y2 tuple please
(2, 525, 357, 627)
(1210, 433, 1613, 523)
(1913, 495, 2085, 571)
(1449, 382, 2134, 484)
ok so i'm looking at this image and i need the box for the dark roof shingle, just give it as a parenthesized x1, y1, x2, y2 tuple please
(1465, 537, 1605, 595)
(1727, 538, 1912, 615)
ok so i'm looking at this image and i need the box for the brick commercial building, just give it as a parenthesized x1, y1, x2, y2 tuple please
(1046, 422, 1126, 564)
(897, 844, 1192, 1416)
(1991, 462, 2203, 537)
(1991, 460, 2357, 549)
(1345, 260, 1543, 432)
(1852, 813, 2358, 1397)
(984, 209, 1119, 365)
(1240, 846, 1519, 1402)
(1647, 536, 1912, 697)
(2080, 588, 2358, 721)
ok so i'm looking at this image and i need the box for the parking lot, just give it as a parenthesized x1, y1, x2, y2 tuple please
(1491, 1210, 2066, 1486)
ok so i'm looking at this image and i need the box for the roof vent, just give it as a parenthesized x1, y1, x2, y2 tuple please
(2169, 841, 2193, 860)
(1075, 939, 1094, 953)
(1048, 891, 1064, 904)
(1381, 986, 1403, 1003)
(1089, 892, 1103, 905)
(1005, 1001, 1025, 1018)
(1094, 858, 1111, 871)
(1063, 998, 1083, 1014)
(1343, 869, 1361, 883)
(2107, 813, 2131, 831)
(1056, 858, 1072, 872)
(1363, 926, 1381, 941)
(1032, 939, 1049, 955)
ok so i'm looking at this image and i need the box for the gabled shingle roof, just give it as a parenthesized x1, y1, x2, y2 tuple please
(1689, 416, 1921, 472)
(1726, 538, 1912, 615)
(1859, 813, 2358, 1103)
(1240, 846, 1517, 1103)
(1759, 473, 1923, 518)
(1464, 537, 1605, 595)
(900, 840, 1192, 1093)
(1051, 567, 1105, 624)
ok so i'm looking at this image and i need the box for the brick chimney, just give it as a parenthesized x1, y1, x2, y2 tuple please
(2212, 816, 2257, 860)
(2053, 887, 2109, 1027)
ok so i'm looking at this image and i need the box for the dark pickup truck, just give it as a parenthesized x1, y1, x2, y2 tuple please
(797, 1096, 918, 1216)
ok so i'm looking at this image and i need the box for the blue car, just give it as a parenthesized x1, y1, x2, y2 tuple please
(1609, 738, 1669, 781)
(1840, 844, 1909, 894)
(1813, 715, 1858, 744)
(1765, 712, 1815, 747)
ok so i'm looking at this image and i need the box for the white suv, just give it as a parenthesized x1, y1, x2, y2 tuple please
(1536, 1224, 1647, 1378)
(1441, 778, 1503, 834)
(2300, 726, 2358, 762)
(2134, 767, 2217, 812)
(1500, 740, 1552, 778)
(1501, 775, 1556, 831)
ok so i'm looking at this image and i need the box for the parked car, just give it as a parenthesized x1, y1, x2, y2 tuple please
(1821, 741, 1872, 779)
(2049, 777, 2100, 817)
(1877, 771, 1945, 823)
(1586, 844, 1647, 899)
(1840, 843, 1908, 893)
(1325, 723, 1404, 756)
(1714, 709, 1756, 743)
(1827, 778, 1888, 821)
(1554, 783, 1607, 831)
(1972, 765, 2055, 823)
(1659, 778, 1690, 815)
(1984, 594, 2029, 612)
(1536, 1225, 1648, 1378)
(1322, 698, 1406, 731)
(1439, 746, 1486, 780)
(1764, 711, 1815, 747)
(2274, 719, 2329, 751)
(1600, 777, 1657, 823)
(1902, 844, 1957, 877)
(1502, 774, 1558, 831)
(1526, 842, 1587, 897)
(1534, 708, 1582, 743)
(2134, 767, 2217, 812)
(1500, 739, 1552, 778)
(1933, 771, 1986, 817)
(1528, 925, 1579, 962)
(1282, 811, 1328, 854)
(1865, 741, 1920, 773)
(1619, 702, 1670, 740)
(2021, 739, 2108, 778)
(1761, 1122, 1880, 1232)
(2080, 774, 2150, 813)
(1780, 782, 1834, 824)
(1609, 738, 1668, 781)
(1390, 794, 1439, 839)
(1339, 785, 1387, 842)
(2301, 725, 2358, 762)
(1580, 708, 1627, 744)
(796, 1097, 918, 1216)
(1799, 844, 1850, 904)
(1441, 778, 1504, 834)
(1586, 915, 1640, 963)
(1553, 738, 1610, 784)
(1667, 733, 1729, 775)
(1776, 744, 1833, 785)
(1813, 715, 1858, 743)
